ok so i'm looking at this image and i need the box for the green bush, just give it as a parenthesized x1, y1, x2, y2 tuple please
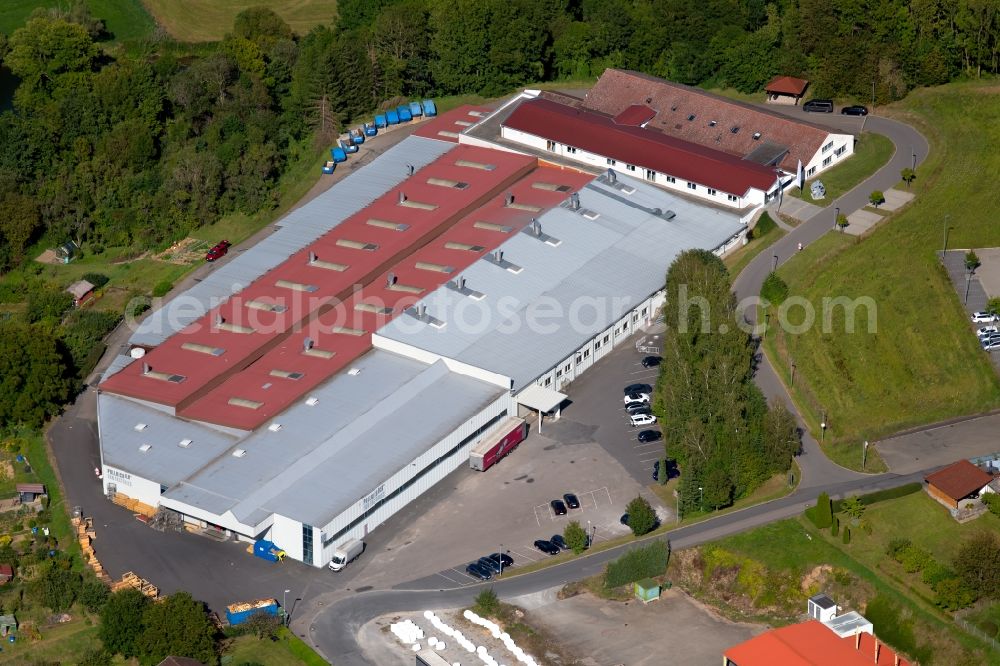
(804, 506, 818, 526)
(564, 520, 588, 555)
(81, 273, 110, 289)
(752, 212, 776, 238)
(760, 272, 789, 306)
(922, 561, 955, 588)
(982, 492, 1000, 517)
(935, 576, 978, 611)
(886, 538, 912, 559)
(898, 544, 935, 573)
(604, 542, 670, 589)
(152, 281, 173, 298)
(814, 492, 832, 528)
(625, 496, 657, 536)
(842, 527, 851, 544)
(473, 588, 501, 617)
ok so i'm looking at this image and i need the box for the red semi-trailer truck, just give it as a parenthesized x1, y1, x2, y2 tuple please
(469, 416, 527, 471)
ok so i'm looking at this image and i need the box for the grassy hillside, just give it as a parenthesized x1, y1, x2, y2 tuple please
(141, 0, 337, 42)
(764, 80, 1000, 452)
(0, 0, 155, 40)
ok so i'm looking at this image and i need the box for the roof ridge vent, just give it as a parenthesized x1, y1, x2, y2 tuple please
(405, 303, 446, 329)
(521, 220, 561, 246)
(446, 276, 485, 301)
(398, 191, 407, 204)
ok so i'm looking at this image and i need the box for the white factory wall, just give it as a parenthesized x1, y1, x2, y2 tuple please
(102, 465, 162, 507)
(316, 392, 515, 567)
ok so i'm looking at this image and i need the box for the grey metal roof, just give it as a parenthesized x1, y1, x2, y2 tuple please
(377, 172, 746, 390)
(98, 393, 240, 487)
(161, 350, 504, 527)
(129, 136, 453, 347)
(823, 611, 871, 637)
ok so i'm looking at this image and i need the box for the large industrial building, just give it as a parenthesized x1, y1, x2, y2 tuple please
(98, 74, 839, 567)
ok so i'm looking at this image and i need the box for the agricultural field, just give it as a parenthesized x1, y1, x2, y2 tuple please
(763, 80, 1000, 447)
(0, 0, 155, 41)
(141, 0, 337, 42)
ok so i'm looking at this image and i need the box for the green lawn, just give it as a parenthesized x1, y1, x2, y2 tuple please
(141, 0, 337, 41)
(0, 0, 155, 41)
(725, 221, 785, 278)
(225, 628, 328, 665)
(0, 615, 106, 663)
(760, 81, 1000, 449)
(789, 132, 895, 203)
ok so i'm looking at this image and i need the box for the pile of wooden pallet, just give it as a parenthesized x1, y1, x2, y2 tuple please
(111, 571, 159, 599)
(110, 492, 157, 518)
(72, 515, 111, 584)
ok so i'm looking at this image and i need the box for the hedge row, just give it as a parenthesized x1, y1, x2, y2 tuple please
(604, 542, 670, 589)
(830, 482, 922, 513)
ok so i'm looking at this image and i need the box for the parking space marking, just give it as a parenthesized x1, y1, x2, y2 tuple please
(507, 547, 539, 563)
(435, 571, 461, 584)
(639, 456, 661, 464)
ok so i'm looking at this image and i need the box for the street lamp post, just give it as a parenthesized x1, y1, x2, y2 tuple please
(834, 206, 840, 231)
(698, 486, 704, 506)
(499, 543, 503, 576)
(942, 214, 951, 256)
(911, 148, 917, 171)
(820, 411, 827, 443)
(965, 267, 973, 305)
(764, 312, 770, 340)
(790, 361, 796, 387)
(772, 253, 778, 271)
(283, 589, 291, 626)
(863, 440, 869, 470)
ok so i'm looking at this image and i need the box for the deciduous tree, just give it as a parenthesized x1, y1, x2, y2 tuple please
(953, 532, 1000, 598)
(625, 496, 657, 536)
(100, 588, 150, 658)
(135, 591, 216, 665)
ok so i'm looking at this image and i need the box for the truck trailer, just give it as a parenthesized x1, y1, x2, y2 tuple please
(328, 537, 364, 571)
(469, 416, 527, 471)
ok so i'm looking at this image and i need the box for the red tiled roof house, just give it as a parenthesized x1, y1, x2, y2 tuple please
(765, 76, 810, 105)
(725, 619, 911, 666)
(925, 460, 994, 510)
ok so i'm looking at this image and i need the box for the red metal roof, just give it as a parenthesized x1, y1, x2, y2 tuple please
(724, 621, 910, 666)
(925, 460, 994, 501)
(613, 104, 657, 126)
(413, 105, 494, 143)
(583, 69, 832, 172)
(766, 75, 810, 96)
(503, 97, 777, 197)
(103, 145, 592, 430)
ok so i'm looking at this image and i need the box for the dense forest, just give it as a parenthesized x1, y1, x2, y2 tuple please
(0, 0, 996, 427)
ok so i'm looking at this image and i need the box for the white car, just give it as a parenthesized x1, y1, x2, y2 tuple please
(985, 339, 1000, 352)
(624, 392, 651, 404)
(978, 325, 999, 338)
(630, 413, 657, 427)
(971, 311, 999, 323)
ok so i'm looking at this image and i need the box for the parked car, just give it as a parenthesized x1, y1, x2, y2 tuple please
(619, 513, 630, 526)
(972, 311, 1000, 323)
(465, 562, 492, 580)
(982, 334, 1000, 349)
(533, 539, 561, 555)
(641, 355, 662, 367)
(551, 534, 569, 550)
(205, 240, 231, 262)
(477, 557, 502, 574)
(550, 499, 568, 516)
(563, 493, 580, 509)
(977, 325, 999, 338)
(630, 413, 657, 427)
(803, 99, 834, 113)
(624, 383, 653, 395)
(488, 552, 513, 568)
(624, 392, 651, 404)
(985, 339, 1000, 352)
(841, 105, 869, 116)
(637, 429, 661, 443)
(626, 403, 652, 416)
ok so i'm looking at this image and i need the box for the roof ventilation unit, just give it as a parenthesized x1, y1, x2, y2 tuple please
(652, 208, 662, 217)
(532, 219, 542, 236)
(406, 164, 415, 176)
(387, 272, 397, 286)
(662, 210, 676, 220)
(303, 337, 314, 351)
(134, 423, 148, 431)
(753, 132, 762, 140)
(607, 169, 617, 184)
(305, 397, 319, 406)
(139, 444, 152, 453)
(142, 363, 151, 374)
(398, 191, 407, 204)
(216, 314, 224, 325)
(504, 192, 514, 207)
(178, 439, 192, 448)
(348, 368, 361, 376)
(267, 423, 282, 432)
(232, 449, 247, 458)
(569, 193, 580, 210)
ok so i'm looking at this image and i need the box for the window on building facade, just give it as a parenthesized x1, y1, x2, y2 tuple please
(645, 169, 656, 181)
(687, 182, 696, 190)
(576, 354, 582, 363)
(835, 146, 846, 156)
(583, 349, 590, 358)
(823, 156, 832, 166)
(556, 369, 562, 377)
(545, 377, 551, 386)
(603, 334, 610, 343)
(302, 524, 314, 564)
(566, 146, 577, 154)
(807, 166, 817, 176)
(727, 194, 738, 202)
(626, 164, 636, 172)
(822, 141, 834, 153)
(607, 158, 616, 166)
(641, 307, 648, 316)
(546, 140, 556, 152)
(665, 175, 676, 183)
(707, 188, 717, 195)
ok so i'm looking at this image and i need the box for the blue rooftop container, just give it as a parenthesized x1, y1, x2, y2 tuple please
(331, 146, 347, 163)
(363, 123, 378, 137)
(374, 114, 387, 129)
(409, 101, 423, 117)
(422, 99, 437, 117)
(386, 109, 400, 125)
(340, 139, 358, 154)
(397, 105, 413, 122)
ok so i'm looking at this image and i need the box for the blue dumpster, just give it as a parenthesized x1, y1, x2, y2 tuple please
(422, 99, 437, 117)
(386, 109, 400, 125)
(340, 139, 358, 154)
(374, 114, 387, 129)
(331, 146, 347, 163)
(409, 101, 423, 117)
(397, 105, 412, 122)
(364, 123, 378, 137)
(321, 160, 335, 174)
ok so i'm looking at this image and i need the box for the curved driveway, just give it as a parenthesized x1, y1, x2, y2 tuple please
(302, 112, 933, 664)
